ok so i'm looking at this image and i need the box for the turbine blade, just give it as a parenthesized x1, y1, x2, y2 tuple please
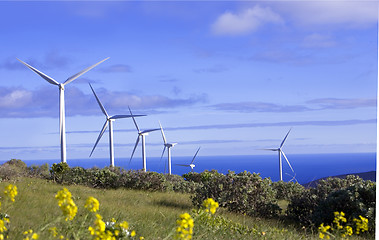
(17, 58, 59, 85)
(129, 136, 140, 164)
(89, 83, 108, 117)
(89, 120, 109, 157)
(191, 147, 201, 164)
(160, 146, 167, 161)
(261, 148, 278, 151)
(175, 164, 190, 167)
(159, 121, 167, 144)
(110, 114, 145, 120)
(281, 151, 294, 172)
(128, 106, 140, 132)
(141, 128, 160, 134)
(64, 57, 109, 85)
(280, 128, 292, 148)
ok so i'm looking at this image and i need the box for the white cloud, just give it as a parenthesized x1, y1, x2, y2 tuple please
(211, 5, 283, 36)
(0, 89, 32, 108)
(278, 1, 378, 27)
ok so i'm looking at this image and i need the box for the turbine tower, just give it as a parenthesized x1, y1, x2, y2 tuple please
(89, 84, 145, 167)
(17, 57, 109, 163)
(176, 147, 201, 172)
(263, 129, 294, 181)
(128, 107, 159, 172)
(159, 121, 177, 175)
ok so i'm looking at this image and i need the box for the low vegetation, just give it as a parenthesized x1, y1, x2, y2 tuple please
(0, 159, 374, 239)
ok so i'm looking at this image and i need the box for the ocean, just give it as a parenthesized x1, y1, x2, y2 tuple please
(2, 153, 376, 184)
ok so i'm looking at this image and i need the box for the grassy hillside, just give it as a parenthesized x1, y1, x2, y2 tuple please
(0, 177, 372, 239)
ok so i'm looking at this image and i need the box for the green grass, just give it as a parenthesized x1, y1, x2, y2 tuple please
(0, 178, 373, 239)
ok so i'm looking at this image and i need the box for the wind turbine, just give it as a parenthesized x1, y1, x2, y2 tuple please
(17, 57, 109, 163)
(128, 107, 160, 172)
(89, 84, 145, 167)
(263, 129, 294, 181)
(176, 147, 201, 172)
(159, 121, 177, 175)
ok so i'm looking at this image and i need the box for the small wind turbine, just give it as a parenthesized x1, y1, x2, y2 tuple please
(128, 107, 160, 172)
(17, 57, 109, 163)
(176, 147, 201, 172)
(263, 129, 294, 181)
(159, 121, 177, 175)
(89, 84, 145, 167)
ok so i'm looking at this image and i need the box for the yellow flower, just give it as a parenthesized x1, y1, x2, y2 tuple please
(202, 198, 219, 214)
(175, 213, 194, 240)
(85, 197, 100, 213)
(55, 188, 77, 221)
(4, 184, 17, 202)
(88, 214, 109, 238)
(131, 230, 136, 237)
(119, 221, 129, 230)
(0, 220, 7, 233)
(354, 215, 369, 234)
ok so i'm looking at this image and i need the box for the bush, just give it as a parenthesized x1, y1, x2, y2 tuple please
(286, 175, 376, 233)
(272, 180, 304, 201)
(0, 159, 28, 180)
(50, 162, 70, 183)
(27, 163, 50, 178)
(313, 182, 376, 232)
(192, 170, 280, 217)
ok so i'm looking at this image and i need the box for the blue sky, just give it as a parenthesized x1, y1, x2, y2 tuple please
(0, 1, 377, 162)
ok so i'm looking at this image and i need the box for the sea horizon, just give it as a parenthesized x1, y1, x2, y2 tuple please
(1, 152, 376, 184)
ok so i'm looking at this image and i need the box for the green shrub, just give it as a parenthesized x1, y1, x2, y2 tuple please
(27, 163, 50, 178)
(272, 180, 304, 201)
(50, 162, 70, 183)
(286, 175, 375, 233)
(313, 181, 376, 232)
(192, 170, 280, 217)
(0, 159, 28, 180)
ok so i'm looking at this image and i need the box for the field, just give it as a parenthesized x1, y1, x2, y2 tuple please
(0, 177, 373, 239)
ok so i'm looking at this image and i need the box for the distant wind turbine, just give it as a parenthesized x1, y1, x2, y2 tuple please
(159, 121, 177, 175)
(128, 107, 160, 172)
(89, 84, 145, 167)
(176, 147, 201, 172)
(17, 57, 109, 163)
(263, 129, 294, 181)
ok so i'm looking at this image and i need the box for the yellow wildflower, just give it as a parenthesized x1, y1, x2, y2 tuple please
(318, 223, 331, 239)
(119, 221, 129, 230)
(354, 215, 369, 234)
(202, 198, 219, 214)
(55, 188, 77, 221)
(85, 196, 100, 213)
(175, 212, 194, 240)
(0, 220, 7, 233)
(4, 184, 17, 202)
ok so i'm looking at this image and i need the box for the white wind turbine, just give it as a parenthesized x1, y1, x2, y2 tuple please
(89, 84, 145, 167)
(176, 147, 201, 172)
(17, 57, 109, 163)
(263, 129, 294, 181)
(159, 121, 177, 175)
(128, 107, 160, 172)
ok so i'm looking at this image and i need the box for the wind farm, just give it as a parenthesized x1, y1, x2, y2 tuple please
(0, 1, 375, 183)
